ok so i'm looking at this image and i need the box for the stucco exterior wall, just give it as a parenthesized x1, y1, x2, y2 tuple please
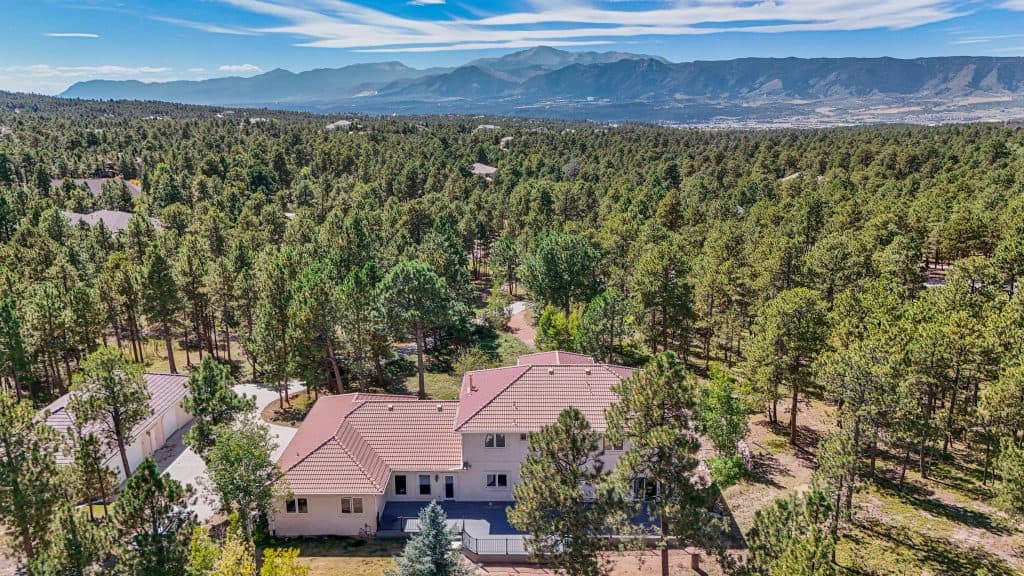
(384, 471, 459, 501)
(270, 494, 380, 537)
(457, 431, 627, 501)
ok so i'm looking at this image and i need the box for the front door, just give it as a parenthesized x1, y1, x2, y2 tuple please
(444, 475, 455, 499)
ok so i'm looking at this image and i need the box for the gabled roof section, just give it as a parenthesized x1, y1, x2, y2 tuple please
(277, 393, 460, 495)
(455, 353, 634, 433)
(453, 365, 530, 432)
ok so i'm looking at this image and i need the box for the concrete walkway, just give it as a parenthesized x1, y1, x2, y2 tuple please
(153, 382, 298, 523)
(506, 301, 536, 349)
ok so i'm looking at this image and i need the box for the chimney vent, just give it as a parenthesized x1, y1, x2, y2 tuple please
(436, 404, 443, 411)
(547, 367, 555, 375)
(585, 368, 592, 375)
(387, 404, 394, 411)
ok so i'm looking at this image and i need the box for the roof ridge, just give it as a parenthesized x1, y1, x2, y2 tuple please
(334, 420, 388, 493)
(454, 365, 530, 431)
(465, 365, 533, 374)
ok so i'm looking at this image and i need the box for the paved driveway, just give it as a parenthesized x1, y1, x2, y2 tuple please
(154, 382, 298, 523)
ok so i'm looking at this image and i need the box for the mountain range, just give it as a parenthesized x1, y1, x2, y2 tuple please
(61, 46, 1024, 126)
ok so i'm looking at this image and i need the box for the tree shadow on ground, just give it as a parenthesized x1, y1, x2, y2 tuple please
(872, 476, 1012, 536)
(842, 517, 1018, 576)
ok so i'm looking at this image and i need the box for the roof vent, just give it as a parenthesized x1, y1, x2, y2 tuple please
(547, 367, 555, 375)
(436, 404, 443, 412)
(468, 374, 477, 392)
(585, 368, 592, 375)
(387, 404, 394, 411)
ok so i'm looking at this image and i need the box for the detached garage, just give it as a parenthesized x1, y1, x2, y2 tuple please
(42, 372, 192, 482)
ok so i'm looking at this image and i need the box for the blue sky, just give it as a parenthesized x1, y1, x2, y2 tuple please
(2, 0, 1024, 94)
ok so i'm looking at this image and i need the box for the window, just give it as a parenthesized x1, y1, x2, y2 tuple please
(632, 478, 658, 501)
(341, 497, 364, 514)
(519, 433, 528, 441)
(486, 473, 509, 488)
(419, 474, 431, 495)
(285, 498, 308, 514)
(602, 437, 624, 451)
(395, 475, 407, 496)
(484, 433, 506, 448)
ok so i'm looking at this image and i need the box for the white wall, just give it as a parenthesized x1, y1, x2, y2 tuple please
(384, 471, 454, 502)
(270, 494, 380, 537)
(458, 432, 627, 501)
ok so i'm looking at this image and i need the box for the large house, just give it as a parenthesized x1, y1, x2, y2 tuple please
(42, 372, 192, 482)
(270, 351, 634, 542)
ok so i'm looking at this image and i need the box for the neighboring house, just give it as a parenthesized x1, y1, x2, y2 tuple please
(470, 162, 497, 177)
(50, 177, 142, 198)
(270, 351, 633, 541)
(41, 372, 192, 482)
(62, 209, 161, 234)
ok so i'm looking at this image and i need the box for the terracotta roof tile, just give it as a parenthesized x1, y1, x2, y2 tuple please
(278, 394, 460, 495)
(454, 364, 632, 433)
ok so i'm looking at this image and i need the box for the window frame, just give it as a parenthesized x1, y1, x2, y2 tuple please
(394, 475, 407, 496)
(285, 497, 308, 514)
(484, 433, 506, 448)
(419, 474, 432, 495)
(341, 497, 364, 515)
(485, 472, 509, 489)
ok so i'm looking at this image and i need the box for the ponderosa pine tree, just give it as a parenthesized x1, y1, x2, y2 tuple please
(0, 297, 30, 400)
(379, 260, 450, 400)
(743, 288, 828, 445)
(182, 355, 254, 455)
(30, 501, 111, 576)
(606, 352, 722, 576)
(631, 240, 694, 358)
(521, 231, 601, 314)
(388, 501, 472, 576)
(508, 407, 613, 576)
(142, 243, 182, 373)
(0, 393, 62, 565)
(744, 490, 835, 576)
(69, 346, 152, 477)
(287, 259, 344, 394)
(575, 287, 633, 364)
(112, 457, 195, 576)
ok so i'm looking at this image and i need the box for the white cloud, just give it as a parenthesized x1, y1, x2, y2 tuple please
(179, 0, 971, 54)
(408, 0, 445, 5)
(43, 32, 99, 38)
(218, 63, 263, 73)
(152, 15, 259, 36)
(0, 65, 174, 94)
(188, 67, 207, 73)
(1001, 0, 1024, 9)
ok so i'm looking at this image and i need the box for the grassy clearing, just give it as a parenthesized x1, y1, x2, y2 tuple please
(136, 336, 246, 377)
(260, 537, 403, 576)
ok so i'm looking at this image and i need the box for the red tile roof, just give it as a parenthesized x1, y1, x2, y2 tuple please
(41, 372, 189, 464)
(454, 362, 634, 433)
(277, 393, 461, 495)
(279, 353, 636, 495)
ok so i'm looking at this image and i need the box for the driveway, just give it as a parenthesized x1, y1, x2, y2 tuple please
(154, 382, 298, 523)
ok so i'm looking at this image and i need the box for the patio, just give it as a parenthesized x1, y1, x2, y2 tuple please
(379, 500, 522, 537)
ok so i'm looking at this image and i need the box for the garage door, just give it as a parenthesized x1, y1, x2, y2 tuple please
(162, 410, 178, 444)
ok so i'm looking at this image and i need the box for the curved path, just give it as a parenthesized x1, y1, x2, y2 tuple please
(154, 382, 298, 523)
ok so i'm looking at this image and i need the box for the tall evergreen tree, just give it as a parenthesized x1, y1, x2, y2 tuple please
(0, 393, 62, 565)
(606, 352, 722, 576)
(380, 260, 450, 399)
(69, 346, 152, 477)
(142, 244, 182, 373)
(182, 356, 254, 455)
(508, 407, 613, 576)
